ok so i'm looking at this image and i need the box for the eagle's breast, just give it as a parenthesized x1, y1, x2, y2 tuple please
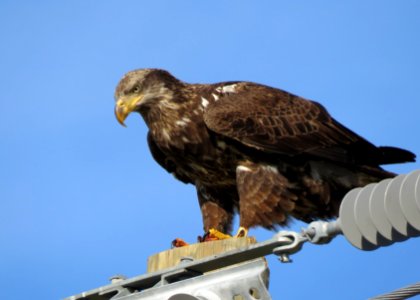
(147, 82, 243, 185)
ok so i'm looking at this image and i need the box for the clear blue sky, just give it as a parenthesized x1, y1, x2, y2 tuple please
(1, 1, 419, 299)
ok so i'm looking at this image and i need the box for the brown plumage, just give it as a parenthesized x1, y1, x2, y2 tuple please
(114, 68, 415, 234)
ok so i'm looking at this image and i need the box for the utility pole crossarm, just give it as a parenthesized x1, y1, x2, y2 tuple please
(65, 232, 305, 300)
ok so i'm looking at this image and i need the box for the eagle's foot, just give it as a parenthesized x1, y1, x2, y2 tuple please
(174, 227, 248, 247)
(198, 228, 232, 242)
(208, 228, 232, 240)
(172, 238, 189, 248)
(234, 226, 248, 238)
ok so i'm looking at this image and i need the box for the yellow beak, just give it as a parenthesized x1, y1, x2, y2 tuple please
(114, 95, 143, 127)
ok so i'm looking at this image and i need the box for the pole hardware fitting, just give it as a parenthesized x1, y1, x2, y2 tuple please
(303, 220, 342, 245)
(272, 231, 307, 263)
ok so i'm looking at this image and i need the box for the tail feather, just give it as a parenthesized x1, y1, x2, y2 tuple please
(379, 146, 416, 165)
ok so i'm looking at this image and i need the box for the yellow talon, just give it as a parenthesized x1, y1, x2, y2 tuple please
(202, 227, 248, 242)
(208, 228, 232, 240)
(235, 226, 248, 238)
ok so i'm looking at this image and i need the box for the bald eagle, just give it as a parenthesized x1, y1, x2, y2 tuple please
(114, 69, 415, 240)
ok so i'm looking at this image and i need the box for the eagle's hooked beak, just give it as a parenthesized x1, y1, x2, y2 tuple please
(114, 95, 143, 127)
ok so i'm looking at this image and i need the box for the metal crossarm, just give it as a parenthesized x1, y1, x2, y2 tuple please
(65, 232, 304, 300)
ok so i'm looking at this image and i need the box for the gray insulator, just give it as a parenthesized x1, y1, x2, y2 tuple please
(338, 170, 420, 250)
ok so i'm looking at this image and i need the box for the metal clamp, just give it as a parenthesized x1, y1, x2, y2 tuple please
(272, 231, 308, 263)
(303, 220, 342, 245)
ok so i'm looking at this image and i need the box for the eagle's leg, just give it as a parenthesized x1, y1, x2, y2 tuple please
(196, 183, 236, 242)
(236, 162, 298, 231)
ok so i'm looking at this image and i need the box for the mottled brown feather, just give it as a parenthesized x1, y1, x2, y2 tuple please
(236, 162, 297, 229)
(203, 82, 398, 165)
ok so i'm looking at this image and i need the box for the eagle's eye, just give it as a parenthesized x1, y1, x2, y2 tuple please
(133, 86, 141, 93)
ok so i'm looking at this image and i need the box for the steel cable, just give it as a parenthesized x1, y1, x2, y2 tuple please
(370, 282, 420, 300)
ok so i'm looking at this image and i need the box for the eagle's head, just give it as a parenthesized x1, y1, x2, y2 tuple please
(114, 68, 183, 126)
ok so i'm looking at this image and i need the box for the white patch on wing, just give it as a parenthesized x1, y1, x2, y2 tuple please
(201, 97, 209, 108)
(237, 165, 252, 172)
(182, 136, 190, 143)
(222, 84, 237, 93)
(212, 93, 219, 101)
(262, 165, 279, 174)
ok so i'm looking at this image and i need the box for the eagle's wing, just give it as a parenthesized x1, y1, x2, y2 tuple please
(203, 83, 380, 164)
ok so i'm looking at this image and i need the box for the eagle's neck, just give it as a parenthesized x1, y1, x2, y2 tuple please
(140, 84, 204, 148)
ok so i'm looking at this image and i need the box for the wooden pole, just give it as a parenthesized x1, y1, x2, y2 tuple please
(147, 237, 256, 273)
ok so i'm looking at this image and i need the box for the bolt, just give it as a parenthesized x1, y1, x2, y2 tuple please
(278, 254, 292, 263)
(180, 256, 194, 263)
(109, 274, 127, 284)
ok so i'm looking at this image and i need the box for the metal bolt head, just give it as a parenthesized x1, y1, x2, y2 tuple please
(180, 256, 194, 263)
(109, 274, 127, 284)
(278, 254, 292, 263)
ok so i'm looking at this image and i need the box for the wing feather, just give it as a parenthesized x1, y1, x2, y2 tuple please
(203, 83, 380, 164)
